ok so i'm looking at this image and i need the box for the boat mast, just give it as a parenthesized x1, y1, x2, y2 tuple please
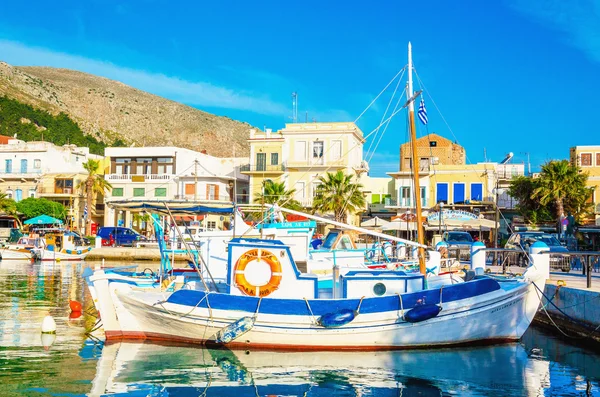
(407, 42, 426, 274)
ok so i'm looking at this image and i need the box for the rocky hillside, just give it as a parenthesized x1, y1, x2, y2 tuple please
(0, 61, 252, 157)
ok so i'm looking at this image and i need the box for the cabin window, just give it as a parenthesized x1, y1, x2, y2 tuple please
(206, 221, 217, 229)
(373, 283, 387, 296)
(339, 235, 353, 250)
(322, 231, 339, 250)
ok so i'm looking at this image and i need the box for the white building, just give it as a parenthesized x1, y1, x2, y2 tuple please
(0, 137, 104, 229)
(104, 146, 249, 229)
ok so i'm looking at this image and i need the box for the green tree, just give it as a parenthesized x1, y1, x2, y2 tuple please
(77, 159, 112, 235)
(16, 198, 67, 220)
(254, 180, 302, 210)
(311, 171, 365, 223)
(510, 160, 593, 224)
(508, 176, 553, 224)
(0, 193, 21, 227)
(532, 160, 593, 222)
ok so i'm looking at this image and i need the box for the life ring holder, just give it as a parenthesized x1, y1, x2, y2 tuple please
(234, 248, 282, 297)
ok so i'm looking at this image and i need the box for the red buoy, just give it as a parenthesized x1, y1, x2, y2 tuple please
(69, 300, 82, 312)
(69, 311, 82, 320)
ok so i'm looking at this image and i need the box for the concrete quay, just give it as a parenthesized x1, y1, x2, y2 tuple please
(87, 247, 194, 262)
(490, 265, 600, 345)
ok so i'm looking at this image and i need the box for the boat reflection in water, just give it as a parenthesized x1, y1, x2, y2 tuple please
(88, 341, 550, 396)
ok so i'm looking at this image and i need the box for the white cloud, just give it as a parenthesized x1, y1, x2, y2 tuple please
(509, 0, 600, 63)
(0, 39, 289, 115)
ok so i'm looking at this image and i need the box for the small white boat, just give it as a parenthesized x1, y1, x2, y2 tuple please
(34, 230, 92, 261)
(0, 236, 41, 260)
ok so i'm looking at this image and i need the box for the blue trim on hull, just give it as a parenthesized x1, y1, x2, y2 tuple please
(166, 278, 502, 316)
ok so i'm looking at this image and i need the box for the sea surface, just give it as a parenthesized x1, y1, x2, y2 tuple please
(0, 260, 599, 396)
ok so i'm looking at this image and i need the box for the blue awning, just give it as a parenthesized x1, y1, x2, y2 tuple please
(107, 200, 234, 215)
(24, 214, 64, 225)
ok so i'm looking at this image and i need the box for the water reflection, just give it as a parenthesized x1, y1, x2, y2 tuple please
(88, 341, 551, 396)
(0, 260, 599, 396)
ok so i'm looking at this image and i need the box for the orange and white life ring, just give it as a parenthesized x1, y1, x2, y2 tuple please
(234, 248, 282, 297)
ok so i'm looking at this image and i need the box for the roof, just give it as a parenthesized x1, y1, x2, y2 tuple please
(106, 200, 234, 215)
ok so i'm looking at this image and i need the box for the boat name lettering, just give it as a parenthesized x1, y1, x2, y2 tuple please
(490, 300, 517, 314)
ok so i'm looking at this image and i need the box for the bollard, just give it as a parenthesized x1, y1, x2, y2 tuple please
(470, 242, 486, 275)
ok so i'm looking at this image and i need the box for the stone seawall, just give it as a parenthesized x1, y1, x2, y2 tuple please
(535, 283, 600, 346)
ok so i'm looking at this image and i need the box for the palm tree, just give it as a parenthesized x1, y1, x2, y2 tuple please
(77, 159, 112, 235)
(532, 160, 591, 222)
(254, 180, 302, 210)
(311, 171, 365, 223)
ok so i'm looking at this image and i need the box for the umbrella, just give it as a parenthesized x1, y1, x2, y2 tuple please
(24, 214, 64, 225)
(383, 219, 419, 231)
(361, 217, 390, 228)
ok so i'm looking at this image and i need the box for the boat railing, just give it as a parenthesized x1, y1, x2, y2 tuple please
(476, 247, 600, 288)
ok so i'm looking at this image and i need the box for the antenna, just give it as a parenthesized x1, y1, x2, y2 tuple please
(291, 92, 298, 123)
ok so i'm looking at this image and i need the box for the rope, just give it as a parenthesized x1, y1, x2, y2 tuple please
(439, 286, 444, 305)
(354, 66, 406, 123)
(303, 297, 318, 324)
(396, 293, 405, 320)
(356, 296, 366, 314)
(253, 297, 263, 319)
(533, 282, 600, 339)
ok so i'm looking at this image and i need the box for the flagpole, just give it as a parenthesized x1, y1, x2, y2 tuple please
(407, 42, 427, 275)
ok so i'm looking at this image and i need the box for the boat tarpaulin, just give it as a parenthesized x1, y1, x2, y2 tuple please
(106, 200, 234, 215)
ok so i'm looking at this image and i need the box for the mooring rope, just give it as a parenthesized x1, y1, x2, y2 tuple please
(303, 297, 318, 324)
(533, 282, 600, 339)
(396, 293, 405, 320)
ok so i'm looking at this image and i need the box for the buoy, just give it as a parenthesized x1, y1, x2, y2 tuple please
(69, 300, 82, 312)
(69, 311, 82, 320)
(318, 309, 357, 328)
(404, 304, 442, 323)
(41, 333, 56, 350)
(41, 314, 57, 334)
(214, 316, 255, 344)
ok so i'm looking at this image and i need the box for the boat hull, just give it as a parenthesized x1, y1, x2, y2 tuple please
(1, 248, 34, 260)
(93, 276, 543, 351)
(37, 247, 92, 261)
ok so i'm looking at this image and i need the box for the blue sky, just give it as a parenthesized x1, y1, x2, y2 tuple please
(0, 0, 599, 176)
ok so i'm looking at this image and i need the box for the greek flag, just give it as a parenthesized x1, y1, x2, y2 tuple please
(83, 203, 88, 219)
(418, 99, 428, 125)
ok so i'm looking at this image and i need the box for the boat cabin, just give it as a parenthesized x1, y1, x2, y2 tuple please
(225, 238, 424, 299)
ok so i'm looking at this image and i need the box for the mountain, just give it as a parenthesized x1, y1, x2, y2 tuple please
(0, 61, 252, 157)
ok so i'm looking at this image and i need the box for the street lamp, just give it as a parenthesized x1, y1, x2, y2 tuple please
(438, 202, 444, 234)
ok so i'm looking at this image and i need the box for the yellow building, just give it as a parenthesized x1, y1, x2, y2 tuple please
(242, 122, 366, 224)
(389, 134, 524, 237)
(570, 146, 600, 225)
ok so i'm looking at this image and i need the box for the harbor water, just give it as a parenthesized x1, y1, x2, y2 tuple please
(1, 260, 599, 396)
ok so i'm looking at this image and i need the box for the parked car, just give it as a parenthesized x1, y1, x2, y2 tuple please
(441, 231, 474, 259)
(97, 227, 146, 247)
(504, 232, 570, 271)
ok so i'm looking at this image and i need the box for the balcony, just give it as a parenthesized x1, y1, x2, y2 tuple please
(0, 169, 42, 180)
(38, 186, 77, 196)
(240, 164, 286, 174)
(285, 159, 347, 169)
(106, 174, 173, 181)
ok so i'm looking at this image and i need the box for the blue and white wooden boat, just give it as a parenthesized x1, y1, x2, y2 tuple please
(86, 236, 549, 350)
